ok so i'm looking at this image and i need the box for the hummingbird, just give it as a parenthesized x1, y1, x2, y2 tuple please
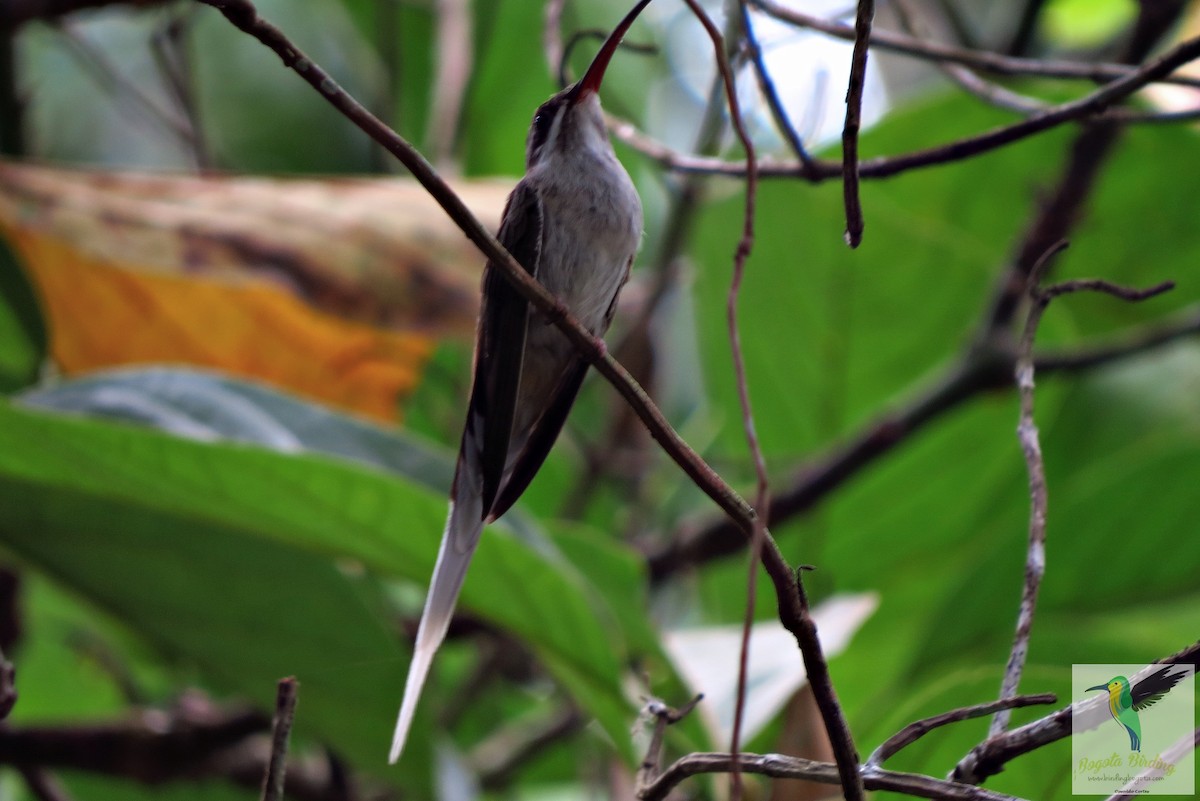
(1085, 667, 1188, 753)
(389, 0, 650, 764)
(1088, 675, 1143, 751)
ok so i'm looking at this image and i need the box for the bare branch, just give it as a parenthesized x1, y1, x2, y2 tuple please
(739, 4, 815, 172)
(749, 0, 1200, 89)
(634, 695, 702, 791)
(260, 677, 299, 801)
(842, 0, 873, 247)
(868, 694, 1056, 768)
(648, 299, 1200, 582)
(638, 750, 1026, 801)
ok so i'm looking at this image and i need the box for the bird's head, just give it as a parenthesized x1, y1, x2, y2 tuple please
(525, 0, 652, 169)
(1087, 676, 1131, 696)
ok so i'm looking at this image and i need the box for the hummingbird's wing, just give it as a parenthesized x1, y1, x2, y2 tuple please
(491, 360, 589, 519)
(475, 180, 545, 517)
(389, 180, 543, 765)
(1132, 666, 1188, 711)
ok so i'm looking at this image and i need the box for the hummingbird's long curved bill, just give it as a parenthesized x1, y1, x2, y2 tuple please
(388, 0, 652, 766)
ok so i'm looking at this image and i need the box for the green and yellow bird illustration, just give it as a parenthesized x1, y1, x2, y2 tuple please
(1087, 676, 1142, 751)
(1086, 667, 1188, 752)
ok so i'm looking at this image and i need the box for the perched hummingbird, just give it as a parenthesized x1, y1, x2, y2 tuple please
(389, 0, 650, 764)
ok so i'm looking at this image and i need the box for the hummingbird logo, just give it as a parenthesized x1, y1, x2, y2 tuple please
(1086, 667, 1188, 752)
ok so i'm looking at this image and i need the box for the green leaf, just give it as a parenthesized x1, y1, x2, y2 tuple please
(0, 236, 46, 393)
(0, 392, 643, 767)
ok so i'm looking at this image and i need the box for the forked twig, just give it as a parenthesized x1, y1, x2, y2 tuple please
(990, 240, 1174, 736)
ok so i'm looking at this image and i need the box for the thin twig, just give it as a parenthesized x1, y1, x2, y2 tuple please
(677, 2, 766, 796)
(842, 0, 873, 247)
(990, 264, 1175, 739)
(988, 240, 1069, 736)
(749, 0, 1200, 89)
(739, 3, 815, 171)
(151, 8, 212, 169)
(891, 0, 1048, 115)
(648, 298, 1200, 581)
(634, 695, 702, 791)
(609, 28, 1200, 183)
(638, 750, 1026, 801)
(261, 677, 299, 801)
(867, 694, 1056, 769)
(56, 19, 198, 147)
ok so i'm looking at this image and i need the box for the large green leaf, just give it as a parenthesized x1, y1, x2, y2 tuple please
(0, 395, 644, 770)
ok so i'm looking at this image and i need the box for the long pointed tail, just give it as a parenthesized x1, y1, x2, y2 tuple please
(389, 497, 484, 764)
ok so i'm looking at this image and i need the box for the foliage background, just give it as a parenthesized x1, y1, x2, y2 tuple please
(0, 0, 1198, 799)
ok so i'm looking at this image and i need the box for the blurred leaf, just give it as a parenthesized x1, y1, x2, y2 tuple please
(0, 397, 645, 767)
(0, 160, 512, 420)
(20, 367, 456, 492)
(0, 235, 46, 392)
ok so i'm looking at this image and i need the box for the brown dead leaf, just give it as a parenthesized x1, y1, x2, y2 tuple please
(0, 160, 512, 421)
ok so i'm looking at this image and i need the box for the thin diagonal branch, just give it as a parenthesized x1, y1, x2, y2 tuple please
(867, 693, 1056, 769)
(648, 301, 1200, 582)
(638, 750, 1025, 801)
(739, 3, 815, 172)
(609, 26, 1200, 182)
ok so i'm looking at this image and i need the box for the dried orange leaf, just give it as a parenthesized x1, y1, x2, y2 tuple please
(0, 161, 513, 421)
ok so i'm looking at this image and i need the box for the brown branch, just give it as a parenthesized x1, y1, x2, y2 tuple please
(261, 677, 299, 801)
(868, 693, 1056, 769)
(638, 750, 1025, 801)
(842, 0, 873, 247)
(989, 240, 1071, 736)
(607, 27, 1200, 183)
(648, 301, 1200, 581)
(739, 3, 815, 172)
(633, 695, 702, 791)
(0, 703, 270, 780)
(953, 641, 1200, 785)
(749, 0, 1200, 89)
